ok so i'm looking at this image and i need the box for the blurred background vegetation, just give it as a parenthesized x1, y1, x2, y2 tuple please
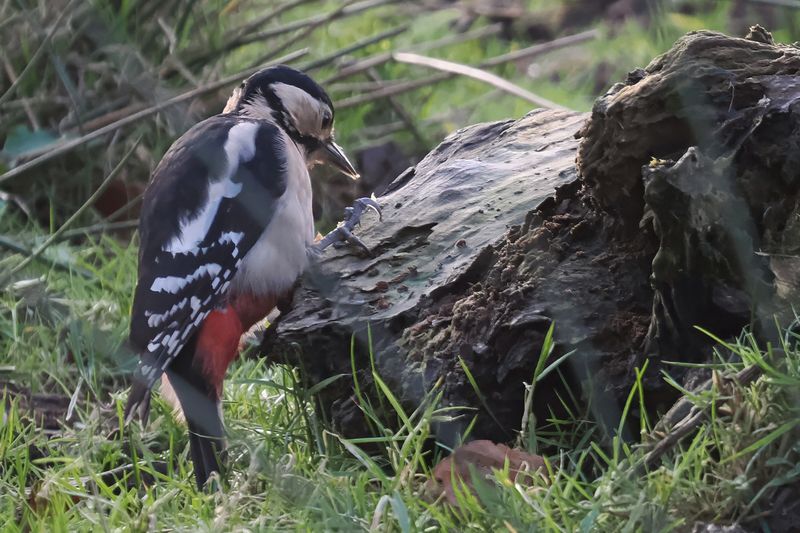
(4, 0, 800, 235)
(3, 0, 800, 426)
(3, 1, 800, 529)
(4, 0, 800, 409)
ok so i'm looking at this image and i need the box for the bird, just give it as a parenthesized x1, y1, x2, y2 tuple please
(123, 65, 378, 489)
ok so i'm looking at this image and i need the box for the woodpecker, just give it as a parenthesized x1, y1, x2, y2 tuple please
(124, 65, 375, 488)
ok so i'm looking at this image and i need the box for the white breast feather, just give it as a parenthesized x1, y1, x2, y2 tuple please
(232, 128, 314, 296)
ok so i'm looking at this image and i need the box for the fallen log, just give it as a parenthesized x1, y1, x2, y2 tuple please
(261, 26, 800, 443)
(264, 109, 592, 441)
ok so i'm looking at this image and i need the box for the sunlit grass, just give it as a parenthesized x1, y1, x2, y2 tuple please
(4, 2, 800, 530)
(1, 212, 799, 530)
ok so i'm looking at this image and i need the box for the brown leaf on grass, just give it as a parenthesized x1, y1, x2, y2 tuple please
(427, 440, 547, 505)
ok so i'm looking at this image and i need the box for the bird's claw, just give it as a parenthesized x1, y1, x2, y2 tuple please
(331, 225, 372, 255)
(316, 196, 381, 255)
(349, 196, 382, 222)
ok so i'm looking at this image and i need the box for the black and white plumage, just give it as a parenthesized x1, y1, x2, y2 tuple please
(124, 65, 361, 488)
(129, 118, 300, 388)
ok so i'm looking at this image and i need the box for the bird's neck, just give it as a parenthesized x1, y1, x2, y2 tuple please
(232, 99, 316, 168)
(239, 95, 278, 124)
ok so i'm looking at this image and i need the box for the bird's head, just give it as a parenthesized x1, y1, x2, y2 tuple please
(224, 65, 359, 179)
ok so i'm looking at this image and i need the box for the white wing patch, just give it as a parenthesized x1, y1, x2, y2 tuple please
(140, 253, 241, 384)
(145, 296, 202, 329)
(219, 231, 244, 257)
(218, 231, 244, 245)
(135, 122, 275, 388)
(150, 263, 222, 294)
(146, 298, 188, 327)
(162, 122, 258, 254)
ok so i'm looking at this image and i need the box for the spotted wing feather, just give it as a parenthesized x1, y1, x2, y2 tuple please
(130, 117, 287, 390)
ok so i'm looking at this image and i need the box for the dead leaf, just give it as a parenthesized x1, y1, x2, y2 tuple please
(426, 440, 546, 505)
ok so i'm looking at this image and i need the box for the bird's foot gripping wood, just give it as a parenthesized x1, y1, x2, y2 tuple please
(315, 196, 382, 255)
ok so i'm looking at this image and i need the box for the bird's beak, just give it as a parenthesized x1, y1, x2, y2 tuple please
(321, 141, 360, 179)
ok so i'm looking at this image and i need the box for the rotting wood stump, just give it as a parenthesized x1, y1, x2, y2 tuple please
(260, 26, 800, 443)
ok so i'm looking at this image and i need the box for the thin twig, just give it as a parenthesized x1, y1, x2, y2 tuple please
(301, 24, 409, 72)
(244, 0, 397, 44)
(1, 56, 39, 129)
(328, 79, 409, 93)
(79, 103, 148, 133)
(0, 10, 21, 33)
(350, 112, 457, 151)
(250, 1, 356, 68)
(480, 29, 598, 68)
(0, 139, 141, 287)
(163, 54, 201, 87)
(174, 0, 201, 41)
(366, 68, 427, 146)
(238, 0, 317, 36)
(642, 365, 763, 469)
(59, 96, 132, 132)
(0, 95, 71, 109)
(0, 49, 308, 185)
(0, 0, 76, 106)
(0, 234, 94, 279)
(337, 29, 596, 109)
(197, 0, 397, 66)
(176, 0, 316, 70)
(747, 0, 800, 7)
(338, 73, 451, 109)
(352, 120, 406, 140)
(324, 23, 503, 84)
(57, 220, 140, 241)
(105, 191, 145, 223)
(394, 52, 568, 110)
(0, 190, 32, 219)
(643, 408, 708, 469)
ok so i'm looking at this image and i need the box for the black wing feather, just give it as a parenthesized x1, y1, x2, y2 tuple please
(129, 117, 287, 390)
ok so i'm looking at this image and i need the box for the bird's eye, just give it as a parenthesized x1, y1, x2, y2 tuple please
(321, 111, 332, 130)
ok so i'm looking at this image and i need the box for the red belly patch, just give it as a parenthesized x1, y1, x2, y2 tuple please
(193, 293, 280, 395)
(195, 306, 243, 396)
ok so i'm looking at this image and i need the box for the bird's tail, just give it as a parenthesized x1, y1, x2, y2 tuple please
(123, 372, 152, 426)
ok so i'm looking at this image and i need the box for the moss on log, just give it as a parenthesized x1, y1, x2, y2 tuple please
(260, 27, 800, 443)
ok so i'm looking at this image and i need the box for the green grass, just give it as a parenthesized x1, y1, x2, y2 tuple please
(1, 216, 799, 530)
(9, 0, 800, 216)
(4, 1, 800, 531)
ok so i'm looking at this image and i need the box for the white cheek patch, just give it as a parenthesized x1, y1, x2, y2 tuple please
(271, 82, 330, 137)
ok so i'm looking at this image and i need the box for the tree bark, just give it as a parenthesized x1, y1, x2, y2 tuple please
(261, 27, 800, 443)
